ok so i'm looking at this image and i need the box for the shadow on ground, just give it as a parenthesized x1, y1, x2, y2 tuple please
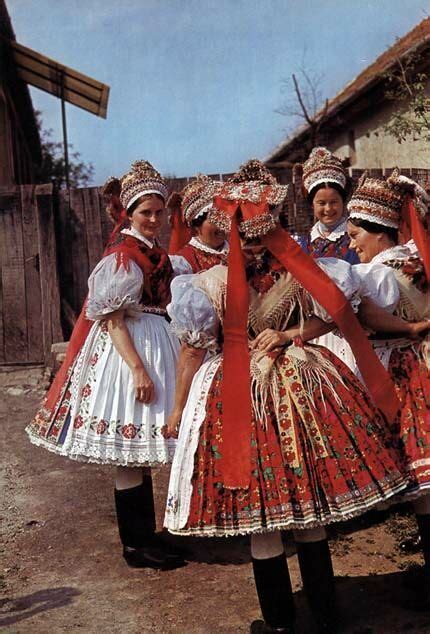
(292, 570, 430, 634)
(0, 587, 81, 627)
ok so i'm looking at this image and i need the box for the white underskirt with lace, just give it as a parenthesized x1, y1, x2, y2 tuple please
(57, 314, 179, 466)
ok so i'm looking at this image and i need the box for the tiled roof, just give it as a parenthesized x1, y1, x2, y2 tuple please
(267, 18, 430, 162)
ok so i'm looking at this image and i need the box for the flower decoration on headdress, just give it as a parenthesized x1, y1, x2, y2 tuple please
(347, 168, 427, 229)
(119, 160, 168, 210)
(209, 159, 289, 238)
(181, 174, 223, 226)
(387, 170, 429, 222)
(102, 160, 168, 233)
(302, 147, 347, 195)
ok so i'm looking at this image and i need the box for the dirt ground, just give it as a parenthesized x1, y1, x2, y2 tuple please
(1, 366, 430, 634)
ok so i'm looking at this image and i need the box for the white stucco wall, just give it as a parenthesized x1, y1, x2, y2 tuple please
(330, 83, 430, 168)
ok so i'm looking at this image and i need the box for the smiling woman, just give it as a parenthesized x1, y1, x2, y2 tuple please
(127, 195, 165, 241)
(293, 147, 359, 372)
(296, 147, 359, 263)
(347, 217, 399, 263)
(26, 160, 185, 571)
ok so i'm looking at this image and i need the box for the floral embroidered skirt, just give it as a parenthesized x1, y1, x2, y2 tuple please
(165, 346, 408, 536)
(388, 346, 430, 496)
(26, 314, 179, 466)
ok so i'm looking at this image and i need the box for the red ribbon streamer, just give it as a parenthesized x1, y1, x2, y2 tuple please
(220, 212, 252, 489)
(168, 209, 192, 255)
(401, 194, 430, 283)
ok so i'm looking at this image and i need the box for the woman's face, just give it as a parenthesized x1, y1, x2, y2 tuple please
(130, 196, 164, 241)
(347, 221, 385, 263)
(312, 187, 344, 228)
(195, 217, 226, 249)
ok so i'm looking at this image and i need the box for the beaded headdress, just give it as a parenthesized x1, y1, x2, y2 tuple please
(347, 169, 429, 229)
(103, 160, 168, 212)
(208, 159, 289, 238)
(181, 174, 223, 226)
(302, 147, 347, 195)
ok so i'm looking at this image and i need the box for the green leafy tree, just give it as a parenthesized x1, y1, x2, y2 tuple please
(35, 111, 94, 188)
(383, 51, 430, 143)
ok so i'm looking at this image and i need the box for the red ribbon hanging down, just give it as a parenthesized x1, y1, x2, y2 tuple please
(263, 226, 400, 420)
(214, 198, 253, 489)
(168, 208, 192, 255)
(401, 194, 430, 283)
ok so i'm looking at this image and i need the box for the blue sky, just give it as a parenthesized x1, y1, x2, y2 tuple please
(8, 0, 429, 184)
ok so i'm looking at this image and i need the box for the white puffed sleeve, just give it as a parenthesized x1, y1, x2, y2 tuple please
(169, 254, 193, 276)
(350, 262, 400, 312)
(86, 253, 144, 320)
(167, 275, 219, 350)
(309, 258, 361, 322)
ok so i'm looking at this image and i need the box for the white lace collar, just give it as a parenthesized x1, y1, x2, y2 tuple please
(121, 226, 154, 249)
(189, 236, 229, 256)
(310, 218, 348, 243)
(371, 244, 412, 265)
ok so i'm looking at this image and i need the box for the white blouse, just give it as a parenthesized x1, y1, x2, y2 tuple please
(86, 254, 144, 321)
(167, 275, 219, 350)
(169, 255, 193, 276)
(166, 258, 400, 349)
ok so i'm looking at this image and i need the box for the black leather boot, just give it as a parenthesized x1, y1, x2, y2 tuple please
(250, 554, 296, 633)
(114, 478, 186, 570)
(404, 513, 430, 611)
(296, 539, 338, 633)
(400, 533, 421, 554)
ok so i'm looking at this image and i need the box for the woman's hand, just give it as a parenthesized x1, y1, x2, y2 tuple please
(407, 319, 430, 339)
(162, 410, 182, 439)
(251, 329, 291, 353)
(132, 366, 155, 403)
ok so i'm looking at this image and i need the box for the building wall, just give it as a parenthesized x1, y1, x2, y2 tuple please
(0, 0, 41, 185)
(330, 81, 430, 169)
(0, 84, 36, 185)
(0, 87, 14, 183)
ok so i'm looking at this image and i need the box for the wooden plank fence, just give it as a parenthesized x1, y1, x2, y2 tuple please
(0, 184, 62, 364)
(1, 167, 429, 363)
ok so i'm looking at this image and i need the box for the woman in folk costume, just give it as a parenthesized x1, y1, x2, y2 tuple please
(292, 148, 360, 372)
(297, 147, 359, 264)
(346, 170, 430, 608)
(26, 160, 185, 570)
(169, 174, 229, 273)
(163, 159, 409, 633)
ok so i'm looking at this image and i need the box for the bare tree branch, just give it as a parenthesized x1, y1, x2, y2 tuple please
(292, 73, 314, 125)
